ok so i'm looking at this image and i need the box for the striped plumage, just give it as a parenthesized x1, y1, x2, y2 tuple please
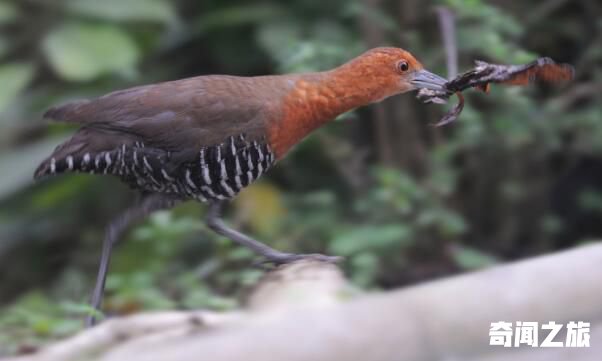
(37, 134, 275, 202)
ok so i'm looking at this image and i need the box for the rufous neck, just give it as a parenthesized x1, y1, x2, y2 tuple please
(304, 65, 390, 120)
(268, 63, 394, 158)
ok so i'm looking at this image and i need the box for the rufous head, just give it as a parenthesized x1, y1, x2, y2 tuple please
(340, 47, 447, 102)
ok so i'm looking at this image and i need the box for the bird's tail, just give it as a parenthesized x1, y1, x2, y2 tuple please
(43, 99, 91, 124)
(34, 128, 130, 180)
(34, 137, 89, 179)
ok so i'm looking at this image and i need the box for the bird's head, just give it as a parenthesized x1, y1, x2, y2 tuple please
(339, 47, 448, 102)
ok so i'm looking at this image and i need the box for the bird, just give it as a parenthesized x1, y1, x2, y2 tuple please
(34, 47, 447, 326)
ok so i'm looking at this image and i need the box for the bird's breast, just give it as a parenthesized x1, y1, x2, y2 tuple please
(267, 78, 349, 158)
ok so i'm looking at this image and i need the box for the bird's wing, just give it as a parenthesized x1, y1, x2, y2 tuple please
(36, 75, 285, 178)
(46, 75, 279, 147)
(46, 76, 282, 154)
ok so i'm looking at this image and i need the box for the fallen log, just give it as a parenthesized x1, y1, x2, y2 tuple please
(5, 244, 601, 361)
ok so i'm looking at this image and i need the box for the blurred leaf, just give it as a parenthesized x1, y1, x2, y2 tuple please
(133, 211, 202, 243)
(330, 224, 413, 256)
(457, 28, 535, 63)
(0, 62, 35, 113)
(342, 2, 397, 32)
(0, 291, 83, 342)
(416, 209, 468, 236)
(59, 301, 104, 321)
(447, 0, 523, 36)
(66, 0, 177, 24)
(196, 4, 286, 33)
(106, 271, 176, 311)
(226, 246, 255, 261)
(256, 21, 302, 67)
(257, 21, 359, 73)
(300, 190, 336, 207)
(0, 35, 9, 58)
(112, 212, 201, 274)
(349, 252, 379, 287)
(578, 189, 602, 213)
(450, 245, 497, 270)
(28, 174, 92, 209)
(43, 23, 139, 81)
(180, 285, 237, 310)
(234, 182, 286, 237)
(540, 214, 563, 235)
(0, 136, 69, 200)
(0, 1, 600, 353)
(0, 1, 18, 25)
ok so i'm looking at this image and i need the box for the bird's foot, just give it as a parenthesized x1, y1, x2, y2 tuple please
(254, 252, 343, 267)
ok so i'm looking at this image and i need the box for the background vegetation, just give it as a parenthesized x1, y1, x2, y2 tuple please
(0, 0, 600, 355)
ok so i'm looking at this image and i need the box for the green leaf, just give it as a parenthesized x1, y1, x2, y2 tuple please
(0, 62, 35, 114)
(0, 1, 18, 25)
(60, 301, 104, 320)
(416, 209, 468, 236)
(342, 2, 397, 32)
(0, 35, 9, 58)
(330, 225, 413, 256)
(578, 188, 602, 213)
(0, 135, 70, 200)
(43, 23, 140, 82)
(451, 245, 497, 270)
(66, 0, 177, 24)
(196, 4, 285, 33)
(349, 252, 379, 287)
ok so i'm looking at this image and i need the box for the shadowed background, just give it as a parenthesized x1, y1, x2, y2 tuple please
(0, 0, 600, 355)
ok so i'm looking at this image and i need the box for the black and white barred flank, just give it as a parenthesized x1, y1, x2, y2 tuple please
(36, 135, 276, 202)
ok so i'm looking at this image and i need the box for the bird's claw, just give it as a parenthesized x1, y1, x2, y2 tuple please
(417, 88, 451, 104)
(252, 252, 343, 268)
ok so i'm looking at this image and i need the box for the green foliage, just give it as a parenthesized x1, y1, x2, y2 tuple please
(0, 62, 34, 113)
(0, 293, 87, 354)
(450, 245, 497, 270)
(0, 0, 599, 354)
(0, 1, 18, 25)
(445, 0, 536, 62)
(196, 3, 286, 33)
(66, 0, 177, 24)
(578, 189, 602, 213)
(0, 136, 74, 200)
(330, 225, 413, 256)
(43, 23, 140, 81)
(256, 19, 363, 73)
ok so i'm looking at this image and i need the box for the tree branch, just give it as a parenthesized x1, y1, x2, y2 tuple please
(6, 245, 602, 361)
(435, 6, 458, 79)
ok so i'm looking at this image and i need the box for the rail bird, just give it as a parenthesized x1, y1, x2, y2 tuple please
(34, 47, 447, 325)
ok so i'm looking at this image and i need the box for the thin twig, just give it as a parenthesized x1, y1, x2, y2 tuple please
(435, 6, 458, 79)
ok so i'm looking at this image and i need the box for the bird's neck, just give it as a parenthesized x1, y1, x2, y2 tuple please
(302, 65, 393, 119)
(268, 65, 393, 158)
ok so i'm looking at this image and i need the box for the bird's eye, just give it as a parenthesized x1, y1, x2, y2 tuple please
(397, 60, 409, 72)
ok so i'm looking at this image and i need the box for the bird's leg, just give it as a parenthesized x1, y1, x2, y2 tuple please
(206, 201, 342, 264)
(86, 194, 180, 327)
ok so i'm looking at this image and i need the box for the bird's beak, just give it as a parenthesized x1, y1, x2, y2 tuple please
(411, 69, 448, 91)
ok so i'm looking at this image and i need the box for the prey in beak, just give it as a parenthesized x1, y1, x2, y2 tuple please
(411, 69, 448, 91)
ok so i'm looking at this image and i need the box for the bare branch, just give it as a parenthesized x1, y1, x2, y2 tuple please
(435, 6, 458, 79)
(7, 245, 602, 361)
